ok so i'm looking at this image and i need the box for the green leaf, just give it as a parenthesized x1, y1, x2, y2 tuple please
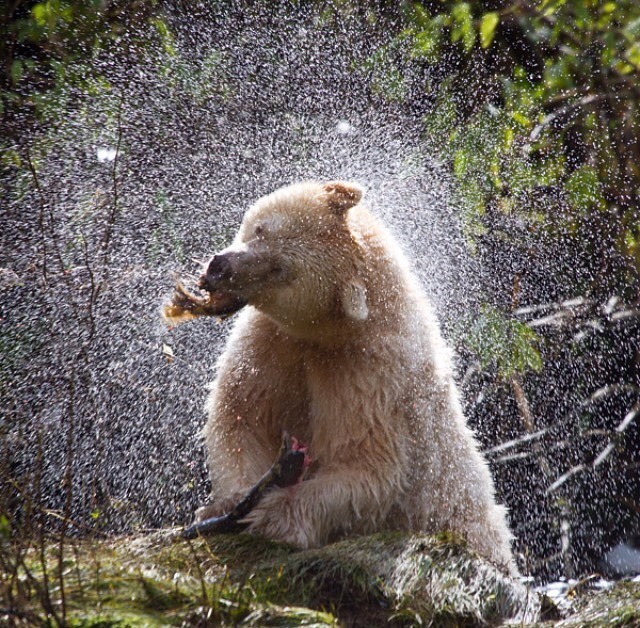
(479, 12, 499, 49)
(150, 16, 177, 57)
(0, 514, 10, 539)
(626, 42, 640, 67)
(32, 3, 48, 26)
(411, 13, 448, 60)
(409, 3, 432, 29)
(565, 165, 606, 212)
(451, 3, 475, 52)
(464, 307, 542, 379)
(413, 29, 439, 59)
(10, 60, 23, 85)
(1, 149, 22, 167)
(624, 16, 640, 40)
(453, 148, 469, 177)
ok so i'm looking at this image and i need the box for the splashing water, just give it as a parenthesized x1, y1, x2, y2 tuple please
(3, 4, 638, 583)
(0, 5, 477, 535)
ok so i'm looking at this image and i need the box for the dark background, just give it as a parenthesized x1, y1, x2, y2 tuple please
(1, 0, 639, 581)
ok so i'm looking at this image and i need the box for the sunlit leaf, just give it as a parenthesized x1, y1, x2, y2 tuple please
(31, 3, 48, 26)
(451, 3, 475, 52)
(479, 12, 499, 49)
(626, 42, 640, 67)
(464, 307, 543, 379)
(409, 3, 432, 29)
(510, 111, 531, 127)
(624, 16, 640, 40)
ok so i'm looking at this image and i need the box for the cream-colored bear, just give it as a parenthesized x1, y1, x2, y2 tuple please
(194, 181, 516, 574)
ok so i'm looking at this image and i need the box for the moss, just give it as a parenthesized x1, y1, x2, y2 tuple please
(554, 581, 640, 627)
(12, 530, 534, 626)
(8, 528, 640, 626)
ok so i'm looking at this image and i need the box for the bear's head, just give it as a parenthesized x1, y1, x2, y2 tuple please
(199, 181, 369, 337)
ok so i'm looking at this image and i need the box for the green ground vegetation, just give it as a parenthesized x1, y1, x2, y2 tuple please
(1, 530, 533, 626)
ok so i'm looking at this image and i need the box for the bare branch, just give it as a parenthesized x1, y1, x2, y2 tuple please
(547, 401, 640, 494)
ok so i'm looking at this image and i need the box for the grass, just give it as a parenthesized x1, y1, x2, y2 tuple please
(7, 529, 640, 626)
(553, 581, 640, 628)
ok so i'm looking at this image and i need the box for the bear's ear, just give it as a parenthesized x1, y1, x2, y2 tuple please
(341, 278, 368, 321)
(323, 181, 363, 216)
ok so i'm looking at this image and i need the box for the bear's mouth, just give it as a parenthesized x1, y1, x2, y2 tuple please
(204, 290, 248, 317)
(162, 280, 247, 325)
(197, 277, 248, 318)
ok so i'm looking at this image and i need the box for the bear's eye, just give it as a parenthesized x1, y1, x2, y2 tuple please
(254, 225, 265, 238)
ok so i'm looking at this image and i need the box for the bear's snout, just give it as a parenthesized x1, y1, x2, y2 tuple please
(205, 254, 232, 278)
(199, 248, 285, 297)
(199, 252, 244, 293)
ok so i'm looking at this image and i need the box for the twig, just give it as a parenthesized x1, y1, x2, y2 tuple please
(485, 428, 547, 456)
(526, 94, 600, 147)
(510, 375, 535, 434)
(24, 145, 83, 328)
(57, 372, 78, 624)
(102, 90, 124, 265)
(96, 88, 125, 301)
(80, 232, 97, 340)
(27, 145, 49, 285)
(492, 429, 611, 464)
(0, 476, 111, 537)
(547, 400, 640, 493)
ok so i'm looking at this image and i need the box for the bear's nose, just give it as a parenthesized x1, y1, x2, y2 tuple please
(199, 254, 234, 291)
(206, 254, 233, 278)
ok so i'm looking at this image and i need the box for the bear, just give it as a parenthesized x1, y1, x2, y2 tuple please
(191, 180, 516, 574)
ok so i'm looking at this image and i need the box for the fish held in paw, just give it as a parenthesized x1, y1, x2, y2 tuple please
(182, 432, 309, 540)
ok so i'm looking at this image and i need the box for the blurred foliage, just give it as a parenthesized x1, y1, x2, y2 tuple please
(465, 305, 542, 379)
(8, 0, 638, 293)
(1, 0, 639, 581)
(374, 0, 640, 577)
(0, 0, 161, 142)
(400, 0, 640, 303)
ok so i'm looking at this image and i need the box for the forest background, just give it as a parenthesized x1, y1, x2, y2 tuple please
(1, 0, 639, 590)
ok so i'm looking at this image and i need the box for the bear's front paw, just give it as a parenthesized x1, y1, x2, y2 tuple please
(241, 489, 315, 548)
(194, 492, 245, 522)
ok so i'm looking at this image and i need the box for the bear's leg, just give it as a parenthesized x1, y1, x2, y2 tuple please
(455, 505, 518, 575)
(241, 463, 403, 548)
(195, 313, 308, 523)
